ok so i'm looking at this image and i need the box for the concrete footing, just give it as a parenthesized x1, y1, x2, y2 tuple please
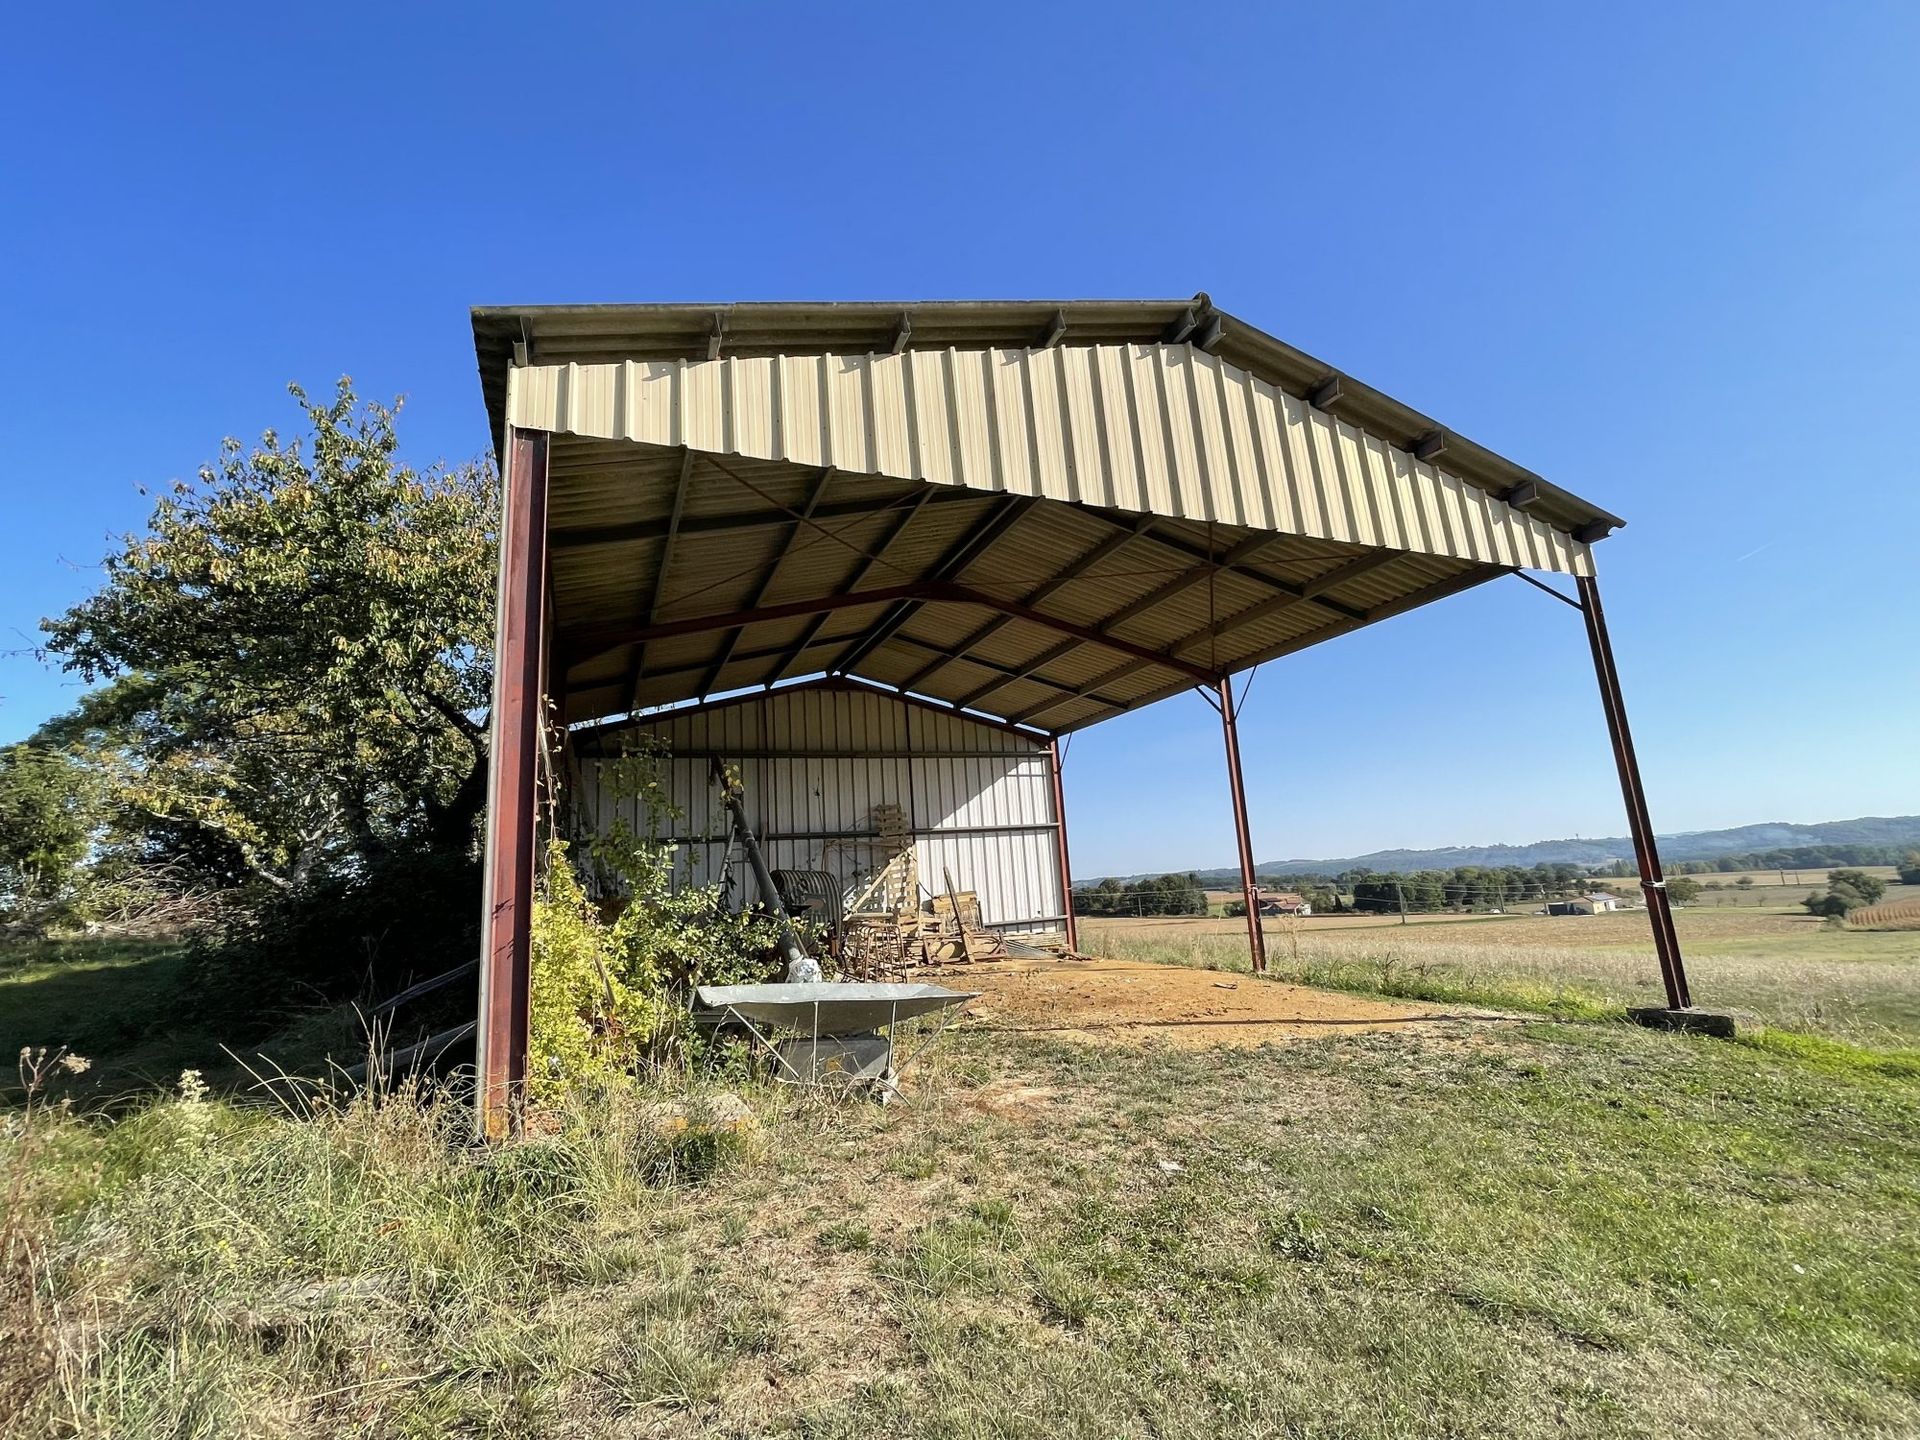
(1628, 1006, 1738, 1039)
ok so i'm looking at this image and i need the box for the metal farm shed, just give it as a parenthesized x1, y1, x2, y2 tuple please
(469, 296, 1703, 1137)
(569, 679, 1069, 936)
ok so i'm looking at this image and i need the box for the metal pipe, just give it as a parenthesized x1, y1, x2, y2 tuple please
(1575, 573, 1693, 1009)
(710, 757, 815, 980)
(651, 820, 1062, 846)
(1217, 678, 1267, 974)
(1049, 739, 1079, 953)
(346, 1021, 478, 1088)
(371, 959, 478, 1017)
(476, 427, 549, 1140)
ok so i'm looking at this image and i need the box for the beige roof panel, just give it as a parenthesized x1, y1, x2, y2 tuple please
(507, 344, 1592, 578)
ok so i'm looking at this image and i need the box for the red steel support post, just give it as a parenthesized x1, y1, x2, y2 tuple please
(1217, 678, 1267, 974)
(1048, 738, 1079, 953)
(1575, 573, 1693, 1010)
(477, 427, 550, 1139)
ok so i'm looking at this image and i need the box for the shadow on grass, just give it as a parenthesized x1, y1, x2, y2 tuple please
(0, 937, 370, 1107)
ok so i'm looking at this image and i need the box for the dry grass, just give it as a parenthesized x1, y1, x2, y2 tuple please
(8, 1019, 1920, 1437)
(1086, 906, 1920, 1046)
(6, 923, 1920, 1436)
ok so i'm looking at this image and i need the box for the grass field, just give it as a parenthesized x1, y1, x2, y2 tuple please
(3, 910, 1919, 1437)
(1089, 905, 1920, 1046)
(1683, 864, 1901, 891)
(0, 939, 359, 1103)
(1682, 871, 1912, 909)
(1193, 873, 1917, 915)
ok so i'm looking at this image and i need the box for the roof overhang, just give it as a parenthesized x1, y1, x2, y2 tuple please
(472, 298, 1620, 735)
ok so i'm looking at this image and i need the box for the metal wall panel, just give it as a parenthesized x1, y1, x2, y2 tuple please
(512, 344, 1592, 576)
(571, 684, 1063, 935)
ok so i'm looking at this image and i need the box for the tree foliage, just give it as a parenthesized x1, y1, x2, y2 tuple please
(1803, 869, 1889, 918)
(1344, 864, 1589, 914)
(1664, 875, 1702, 904)
(0, 744, 102, 927)
(1073, 873, 1209, 917)
(1665, 843, 1916, 874)
(40, 380, 497, 896)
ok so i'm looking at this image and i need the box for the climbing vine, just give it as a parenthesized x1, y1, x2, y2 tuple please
(527, 738, 779, 1098)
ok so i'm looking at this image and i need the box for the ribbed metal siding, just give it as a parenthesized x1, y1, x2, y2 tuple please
(509, 343, 1592, 576)
(572, 686, 1062, 935)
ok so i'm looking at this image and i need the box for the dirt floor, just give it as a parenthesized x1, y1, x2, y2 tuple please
(932, 954, 1502, 1049)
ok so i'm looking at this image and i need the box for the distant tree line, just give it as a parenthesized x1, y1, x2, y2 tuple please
(1606, 843, 1916, 876)
(1073, 873, 1209, 917)
(1342, 863, 1595, 914)
(1075, 846, 1920, 920)
(1074, 862, 1601, 918)
(1238, 863, 1593, 916)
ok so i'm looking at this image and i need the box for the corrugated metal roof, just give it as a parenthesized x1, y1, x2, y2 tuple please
(473, 297, 1620, 538)
(473, 298, 1624, 733)
(539, 440, 1502, 731)
(509, 344, 1592, 576)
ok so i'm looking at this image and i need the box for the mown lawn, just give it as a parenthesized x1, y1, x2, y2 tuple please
(5, 970, 1919, 1437)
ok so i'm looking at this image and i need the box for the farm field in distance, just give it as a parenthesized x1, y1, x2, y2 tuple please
(1087, 901, 1920, 1046)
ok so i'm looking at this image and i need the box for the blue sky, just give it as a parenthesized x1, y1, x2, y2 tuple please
(2, 4, 1916, 875)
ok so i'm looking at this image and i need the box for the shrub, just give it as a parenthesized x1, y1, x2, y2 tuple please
(1827, 869, 1888, 906)
(180, 846, 480, 1041)
(1805, 869, 1887, 918)
(527, 742, 779, 1096)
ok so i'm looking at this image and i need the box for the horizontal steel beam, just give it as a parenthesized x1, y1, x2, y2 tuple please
(569, 634, 1098, 723)
(576, 747, 1034, 761)
(829, 494, 1033, 674)
(1134, 523, 1370, 624)
(1010, 562, 1510, 727)
(882, 633, 1140, 714)
(898, 516, 1155, 694)
(563, 581, 1218, 684)
(665, 820, 1061, 844)
(567, 583, 934, 661)
(549, 488, 976, 551)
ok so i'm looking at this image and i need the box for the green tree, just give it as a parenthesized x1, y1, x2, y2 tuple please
(1898, 851, 1920, 886)
(0, 744, 102, 927)
(41, 380, 496, 894)
(1125, 873, 1207, 916)
(1804, 870, 1884, 918)
(1826, 869, 1887, 906)
(1665, 875, 1702, 904)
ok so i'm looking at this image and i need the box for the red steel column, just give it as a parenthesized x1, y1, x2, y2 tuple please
(1576, 572, 1693, 1010)
(477, 427, 550, 1139)
(1217, 678, 1267, 974)
(1048, 738, 1079, 953)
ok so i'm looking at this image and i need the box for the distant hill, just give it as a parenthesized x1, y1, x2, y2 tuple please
(1090, 815, 1920, 886)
